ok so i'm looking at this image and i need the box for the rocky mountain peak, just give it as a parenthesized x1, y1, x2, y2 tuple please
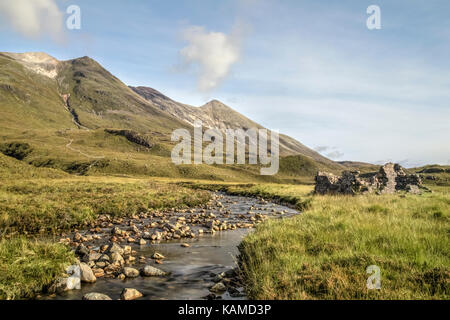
(4, 52, 60, 78)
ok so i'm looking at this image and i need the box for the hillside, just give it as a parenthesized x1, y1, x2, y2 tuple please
(0, 52, 342, 181)
(131, 86, 341, 168)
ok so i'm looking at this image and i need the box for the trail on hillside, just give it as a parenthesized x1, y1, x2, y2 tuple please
(65, 139, 105, 160)
(65, 139, 106, 173)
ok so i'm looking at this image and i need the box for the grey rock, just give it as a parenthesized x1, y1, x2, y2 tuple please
(141, 265, 167, 277)
(75, 244, 89, 257)
(110, 252, 125, 265)
(315, 163, 426, 195)
(123, 267, 140, 278)
(79, 263, 97, 283)
(106, 243, 124, 256)
(120, 288, 143, 300)
(82, 252, 102, 263)
(210, 282, 227, 293)
(82, 293, 112, 300)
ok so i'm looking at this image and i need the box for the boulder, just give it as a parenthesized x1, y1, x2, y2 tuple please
(110, 252, 125, 265)
(82, 293, 112, 300)
(106, 243, 124, 256)
(75, 244, 89, 257)
(79, 263, 97, 283)
(141, 265, 167, 277)
(82, 252, 102, 263)
(120, 288, 143, 300)
(210, 282, 227, 293)
(48, 276, 80, 294)
(151, 252, 165, 260)
(123, 267, 140, 278)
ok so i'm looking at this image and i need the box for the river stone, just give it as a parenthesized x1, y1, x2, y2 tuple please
(83, 252, 102, 263)
(152, 252, 165, 260)
(210, 282, 227, 293)
(82, 293, 112, 300)
(141, 265, 167, 277)
(123, 245, 132, 255)
(79, 263, 97, 283)
(107, 243, 124, 255)
(123, 267, 140, 278)
(75, 244, 89, 257)
(110, 252, 125, 265)
(120, 288, 143, 300)
(48, 276, 80, 294)
(142, 231, 152, 240)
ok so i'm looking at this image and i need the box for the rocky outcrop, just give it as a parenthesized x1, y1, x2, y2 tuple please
(315, 163, 426, 195)
(104, 129, 152, 149)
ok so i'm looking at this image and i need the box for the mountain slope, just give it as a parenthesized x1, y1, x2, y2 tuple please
(0, 52, 342, 181)
(131, 86, 341, 168)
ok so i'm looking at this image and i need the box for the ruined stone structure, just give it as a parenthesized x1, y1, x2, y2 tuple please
(315, 163, 425, 195)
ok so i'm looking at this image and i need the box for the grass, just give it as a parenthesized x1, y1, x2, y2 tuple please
(182, 182, 314, 210)
(0, 176, 211, 234)
(0, 237, 75, 300)
(0, 154, 212, 299)
(238, 185, 450, 299)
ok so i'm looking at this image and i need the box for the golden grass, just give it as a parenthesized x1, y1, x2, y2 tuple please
(238, 186, 450, 299)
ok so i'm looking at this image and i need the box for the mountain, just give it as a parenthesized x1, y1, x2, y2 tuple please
(131, 86, 340, 167)
(0, 52, 342, 181)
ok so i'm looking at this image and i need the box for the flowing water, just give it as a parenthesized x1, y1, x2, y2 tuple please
(50, 193, 300, 300)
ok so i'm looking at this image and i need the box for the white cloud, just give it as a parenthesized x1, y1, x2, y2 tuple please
(179, 25, 242, 92)
(314, 146, 344, 160)
(0, 0, 65, 42)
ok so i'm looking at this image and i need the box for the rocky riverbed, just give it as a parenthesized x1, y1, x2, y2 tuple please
(45, 193, 300, 300)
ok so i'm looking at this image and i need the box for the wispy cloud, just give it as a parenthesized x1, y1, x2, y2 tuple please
(179, 25, 243, 92)
(314, 146, 344, 160)
(0, 0, 65, 42)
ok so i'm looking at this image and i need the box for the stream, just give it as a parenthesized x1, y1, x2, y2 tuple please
(49, 193, 300, 300)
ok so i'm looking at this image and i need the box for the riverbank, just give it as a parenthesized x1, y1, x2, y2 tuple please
(0, 158, 212, 299)
(0, 238, 75, 299)
(236, 184, 449, 299)
(49, 193, 299, 300)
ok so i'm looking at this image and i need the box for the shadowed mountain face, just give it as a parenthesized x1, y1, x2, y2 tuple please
(0, 52, 343, 180)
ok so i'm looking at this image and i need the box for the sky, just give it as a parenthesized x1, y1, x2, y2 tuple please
(0, 0, 449, 167)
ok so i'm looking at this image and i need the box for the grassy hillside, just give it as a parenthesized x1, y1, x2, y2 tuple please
(413, 165, 450, 186)
(1, 52, 343, 182)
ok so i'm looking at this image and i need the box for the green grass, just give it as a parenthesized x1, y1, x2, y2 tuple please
(0, 237, 75, 300)
(182, 182, 314, 210)
(0, 177, 211, 234)
(238, 186, 450, 299)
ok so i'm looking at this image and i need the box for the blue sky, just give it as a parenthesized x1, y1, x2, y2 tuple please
(1, 0, 449, 167)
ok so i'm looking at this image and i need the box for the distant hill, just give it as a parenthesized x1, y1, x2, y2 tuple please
(0, 52, 343, 181)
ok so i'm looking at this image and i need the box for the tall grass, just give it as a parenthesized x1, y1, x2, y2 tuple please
(0, 177, 211, 234)
(239, 188, 450, 299)
(0, 238, 75, 300)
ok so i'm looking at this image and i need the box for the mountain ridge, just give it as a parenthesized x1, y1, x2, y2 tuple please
(0, 51, 344, 180)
